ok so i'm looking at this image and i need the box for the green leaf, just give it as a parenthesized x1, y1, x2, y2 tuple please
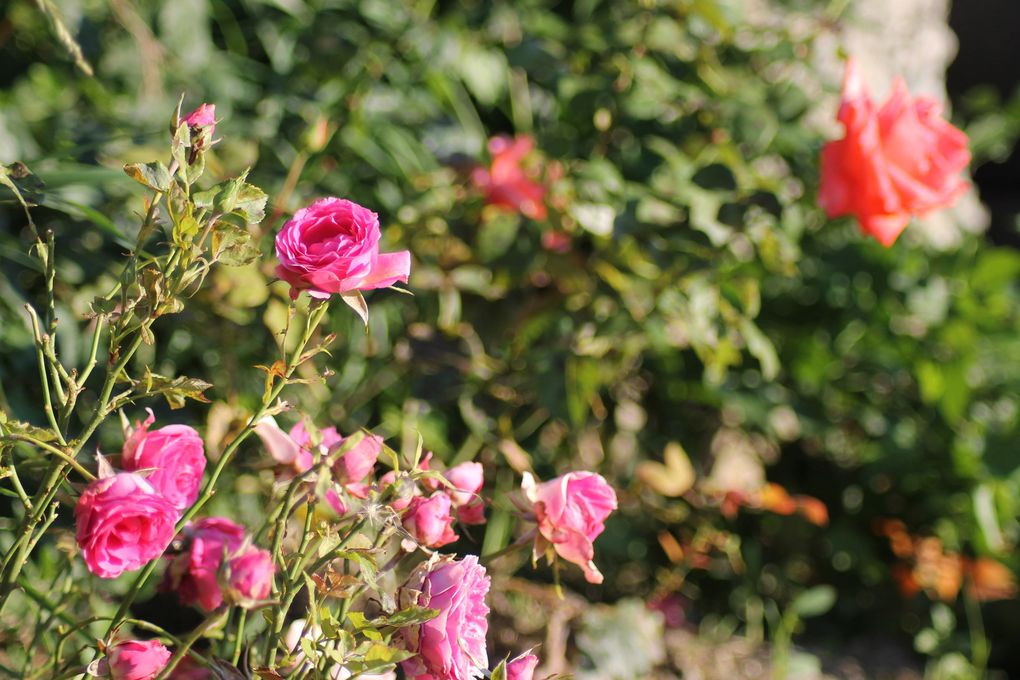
(135, 369, 213, 409)
(212, 224, 261, 267)
(123, 161, 172, 192)
(371, 606, 439, 628)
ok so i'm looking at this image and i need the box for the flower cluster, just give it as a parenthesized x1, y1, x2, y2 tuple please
(75, 412, 206, 579)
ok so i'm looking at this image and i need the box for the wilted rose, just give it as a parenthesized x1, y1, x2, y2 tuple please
(524, 471, 617, 584)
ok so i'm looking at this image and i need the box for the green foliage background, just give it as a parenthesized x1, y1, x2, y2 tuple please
(2, 0, 1020, 674)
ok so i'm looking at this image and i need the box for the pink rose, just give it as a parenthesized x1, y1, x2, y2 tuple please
(122, 412, 206, 510)
(819, 58, 970, 246)
(400, 555, 490, 680)
(402, 493, 458, 548)
(105, 640, 171, 680)
(182, 104, 216, 134)
(471, 136, 548, 220)
(332, 432, 382, 485)
(274, 197, 411, 299)
(75, 473, 179, 578)
(443, 462, 485, 525)
(162, 517, 246, 611)
(524, 471, 617, 584)
(506, 653, 539, 680)
(224, 546, 275, 607)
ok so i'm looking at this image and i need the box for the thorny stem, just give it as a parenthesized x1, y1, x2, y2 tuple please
(154, 607, 228, 679)
(105, 302, 332, 638)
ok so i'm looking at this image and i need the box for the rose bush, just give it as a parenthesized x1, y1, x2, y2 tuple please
(1, 0, 1018, 677)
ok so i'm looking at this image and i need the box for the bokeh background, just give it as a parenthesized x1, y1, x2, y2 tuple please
(2, 1, 1019, 678)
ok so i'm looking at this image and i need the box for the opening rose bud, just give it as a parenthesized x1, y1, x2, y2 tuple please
(402, 492, 459, 548)
(104, 639, 171, 680)
(506, 652, 540, 680)
(274, 197, 411, 299)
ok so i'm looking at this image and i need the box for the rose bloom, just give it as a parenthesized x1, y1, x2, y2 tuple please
(523, 471, 618, 584)
(75, 473, 179, 578)
(274, 197, 411, 299)
(122, 411, 206, 510)
(105, 639, 171, 680)
(443, 462, 485, 525)
(506, 653, 539, 680)
(402, 493, 458, 548)
(224, 546, 275, 607)
(400, 555, 490, 680)
(161, 517, 246, 611)
(819, 58, 970, 246)
(471, 135, 548, 220)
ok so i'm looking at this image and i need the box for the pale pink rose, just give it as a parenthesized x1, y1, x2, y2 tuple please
(161, 517, 246, 611)
(471, 136, 548, 220)
(274, 197, 411, 299)
(224, 546, 275, 607)
(819, 58, 970, 246)
(506, 653, 539, 680)
(402, 493, 458, 548)
(122, 412, 206, 510)
(254, 417, 342, 474)
(106, 639, 171, 680)
(400, 555, 490, 680)
(75, 473, 179, 578)
(524, 471, 617, 584)
(443, 462, 485, 525)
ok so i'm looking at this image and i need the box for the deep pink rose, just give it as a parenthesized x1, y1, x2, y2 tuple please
(400, 555, 490, 680)
(403, 493, 458, 548)
(106, 640, 171, 680)
(274, 197, 411, 299)
(471, 136, 547, 220)
(162, 517, 246, 611)
(506, 653, 539, 680)
(443, 462, 485, 525)
(122, 412, 206, 510)
(182, 104, 216, 133)
(224, 546, 275, 607)
(819, 58, 970, 246)
(75, 473, 179, 578)
(524, 471, 617, 584)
